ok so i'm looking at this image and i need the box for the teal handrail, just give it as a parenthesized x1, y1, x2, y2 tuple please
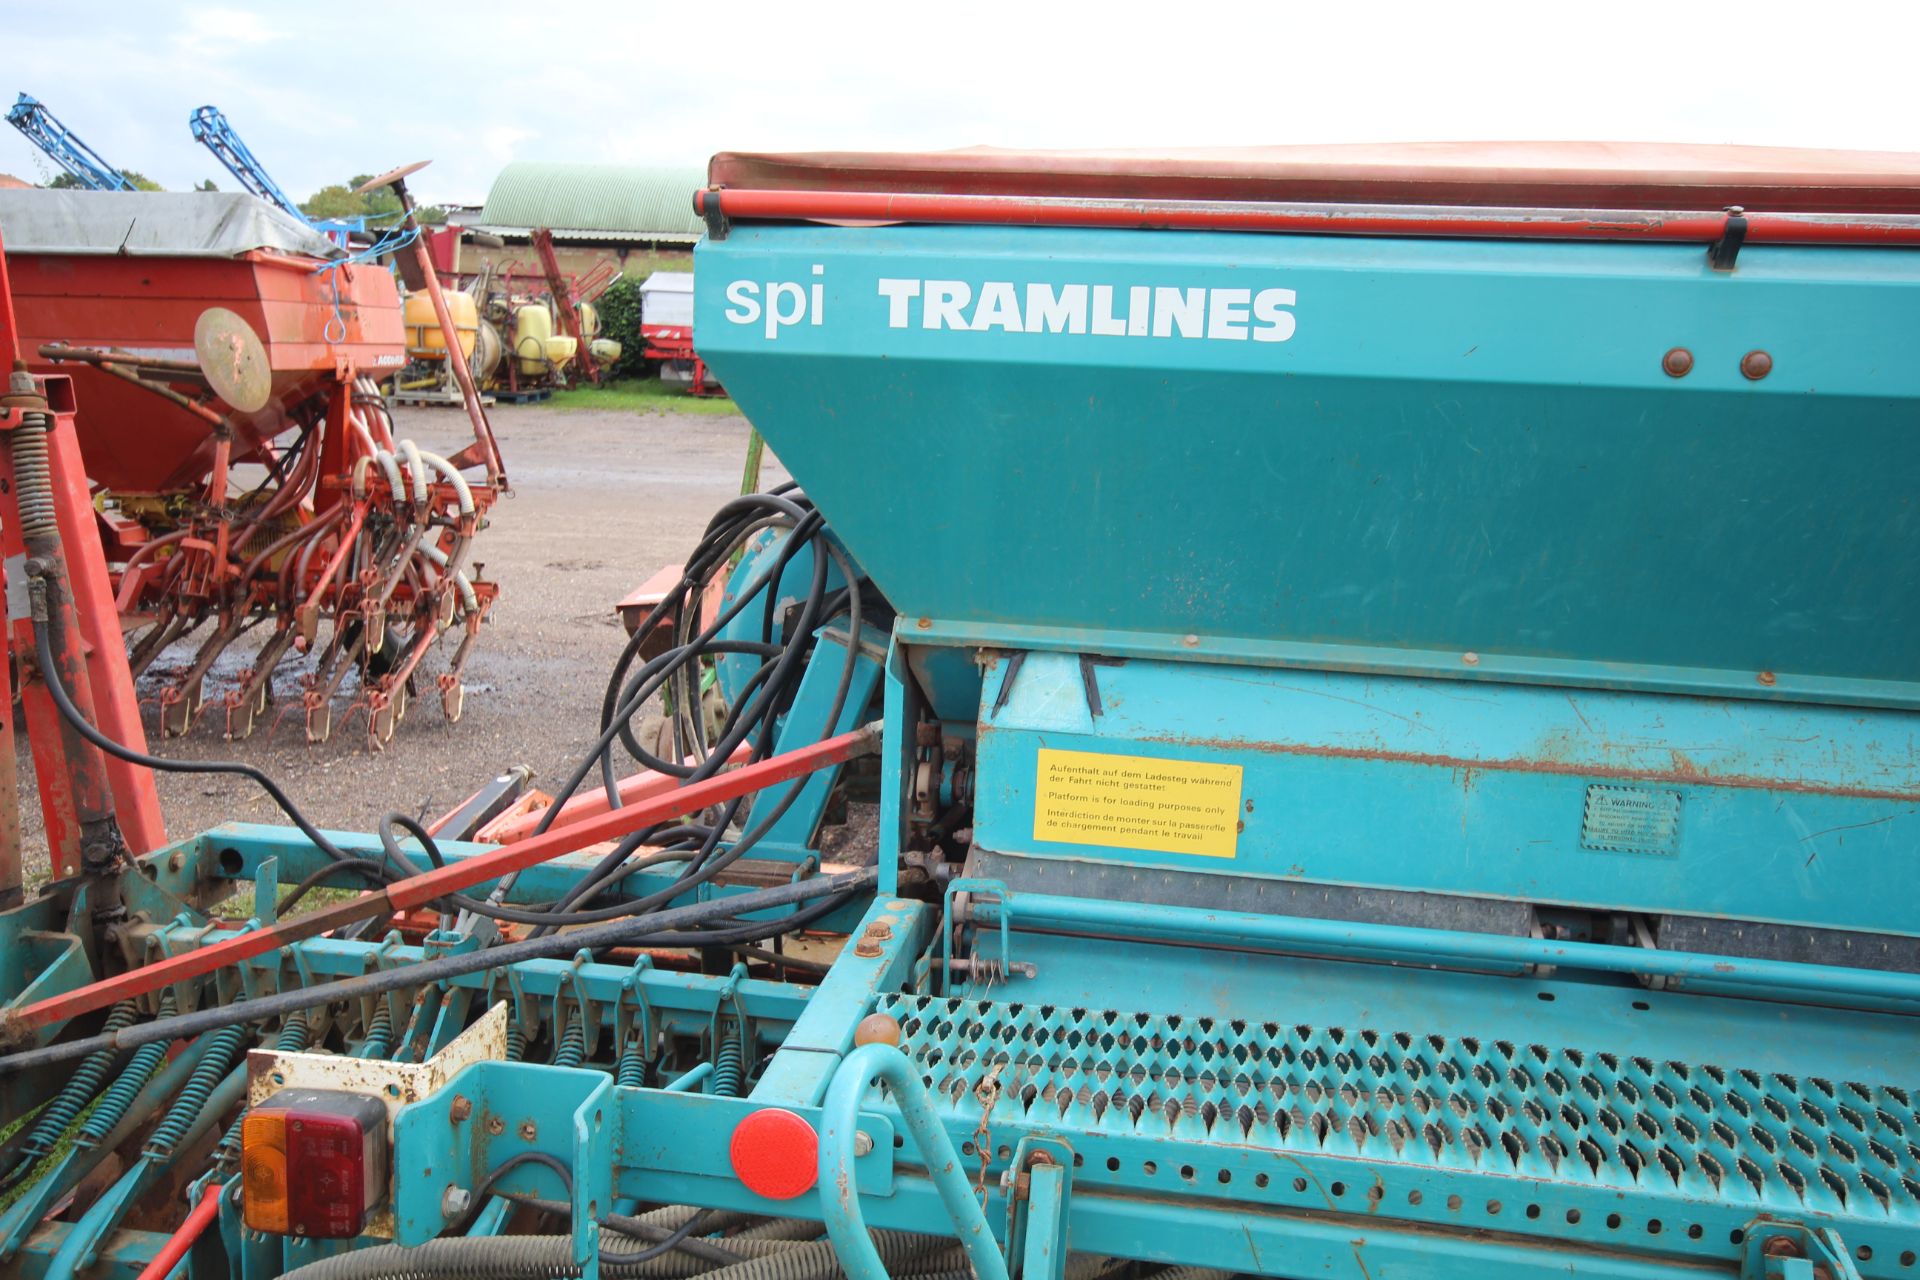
(817, 1043, 1008, 1280)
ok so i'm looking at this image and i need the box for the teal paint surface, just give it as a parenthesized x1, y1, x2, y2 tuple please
(698, 225, 1920, 704)
(970, 651, 1920, 934)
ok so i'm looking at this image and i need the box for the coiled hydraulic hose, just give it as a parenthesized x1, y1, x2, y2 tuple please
(278, 1227, 960, 1280)
(1, 1000, 137, 1182)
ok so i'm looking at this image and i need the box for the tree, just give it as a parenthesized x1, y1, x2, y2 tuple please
(303, 176, 425, 222)
(299, 184, 364, 220)
(301, 177, 445, 226)
(48, 169, 162, 191)
(194, 178, 218, 192)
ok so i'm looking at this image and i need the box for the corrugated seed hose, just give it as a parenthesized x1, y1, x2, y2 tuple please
(277, 1228, 963, 1280)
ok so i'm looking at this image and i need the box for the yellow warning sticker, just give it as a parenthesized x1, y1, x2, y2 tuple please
(1032, 748, 1243, 859)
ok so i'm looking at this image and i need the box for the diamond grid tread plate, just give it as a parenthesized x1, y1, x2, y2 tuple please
(877, 993, 1920, 1224)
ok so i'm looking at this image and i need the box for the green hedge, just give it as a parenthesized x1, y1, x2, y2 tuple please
(594, 277, 650, 379)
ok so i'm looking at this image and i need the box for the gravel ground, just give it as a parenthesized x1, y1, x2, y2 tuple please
(20, 400, 789, 882)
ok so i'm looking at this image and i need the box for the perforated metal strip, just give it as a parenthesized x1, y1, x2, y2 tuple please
(877, 993, 1920, 1221)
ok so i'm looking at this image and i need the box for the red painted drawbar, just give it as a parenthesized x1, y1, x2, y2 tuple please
(3, 722, 879, 1038)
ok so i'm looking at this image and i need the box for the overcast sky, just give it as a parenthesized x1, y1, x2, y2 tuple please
(5, 1, 1917, 208)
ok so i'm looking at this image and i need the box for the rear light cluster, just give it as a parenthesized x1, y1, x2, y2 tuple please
(241, 1089, 388, 1238)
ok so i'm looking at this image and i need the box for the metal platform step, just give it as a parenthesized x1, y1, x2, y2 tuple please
(877, 993, 1920, 1226)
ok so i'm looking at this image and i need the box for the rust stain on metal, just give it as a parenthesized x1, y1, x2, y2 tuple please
(1142, 734, 1920, 803)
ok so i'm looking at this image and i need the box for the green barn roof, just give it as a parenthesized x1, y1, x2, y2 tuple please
(476, 162, 706, 242)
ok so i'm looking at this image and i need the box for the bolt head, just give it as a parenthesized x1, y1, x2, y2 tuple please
(1741, 350, 1773, 380)
(441, 1185, 472, 1218)
(1662, 347, 1694, 377)
(1762, 1236, 1803, 1259)
(449, 1095, 472, 1123)
(1757, 670, 1777, 687)
(518, 1120, 538, 1141)
(485, 1115, 505, 1136)
(853, 1131, 875, 1156)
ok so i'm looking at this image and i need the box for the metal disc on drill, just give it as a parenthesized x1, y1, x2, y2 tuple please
(192, 307, 271, 412)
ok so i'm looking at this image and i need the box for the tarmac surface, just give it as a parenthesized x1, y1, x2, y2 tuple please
(20, 400, 788, 883)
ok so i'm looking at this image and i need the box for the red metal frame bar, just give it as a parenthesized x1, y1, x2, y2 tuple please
(136, 1182, 222, 1280)
(3, 722, 879, 1037)
(696, 188, 1920, 246)
(477, 743, 749, 844)
(401, 204, 504, 488)
(0, 231, 165, 867)
(532, 228, 599, 385)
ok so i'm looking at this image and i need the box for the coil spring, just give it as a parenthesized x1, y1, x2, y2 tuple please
(145, 1022, 249, 1158)
(551, 1015, 585, 1070)
(13, 1000, 139, 1167)
(276, 1010, 312, 1052)
(217, 1015, 308, 1170)
(615, 1038, 648, 1088)
(12, 412, 56, 539)
(710, 1030, 744, 1098)
(79, 992, 178, 1146)
(360, 1000, 394, 1059)
(504, 1021, 526, 1062)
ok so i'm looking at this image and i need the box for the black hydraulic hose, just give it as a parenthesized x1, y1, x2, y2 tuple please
(26, 576, 354, 867)
(636, 888, 859, 948)
(278, 858, 391, 914)
(730, 945, 832, 975)
(620, 530, 861, 786)
(460, 1181, 738, 1269)
(505, 492, 859, 937)
(0, 868, 876, 1075)
(588, 526, 828, 804)
(526, 1202, 733, 1266)
(599, 505, 825, 787)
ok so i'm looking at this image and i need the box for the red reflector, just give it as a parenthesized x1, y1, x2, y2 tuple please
(728, 1108, 818, 1200)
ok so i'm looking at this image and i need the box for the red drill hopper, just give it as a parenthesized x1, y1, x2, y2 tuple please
(0, 190, 502, 744)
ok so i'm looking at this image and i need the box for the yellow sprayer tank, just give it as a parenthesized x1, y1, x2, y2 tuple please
(512, 304, 551, 376)
(578, 301, 601, 339)
(589, 338, 622, 366)
(403, 290, 479, 361)
(513, 305, 578, 377)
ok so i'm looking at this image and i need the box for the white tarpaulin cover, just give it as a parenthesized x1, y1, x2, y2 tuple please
(0, 190, 341, 259)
